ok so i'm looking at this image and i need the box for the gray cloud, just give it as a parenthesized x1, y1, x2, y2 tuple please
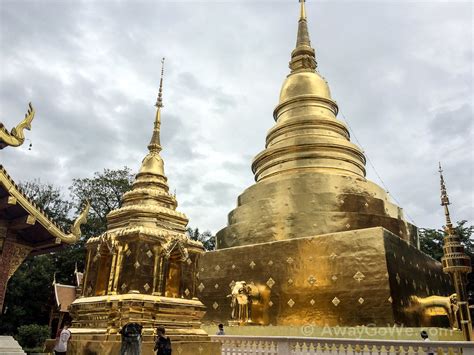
(1, 1, 472, 233)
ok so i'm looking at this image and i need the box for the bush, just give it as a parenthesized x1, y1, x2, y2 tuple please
(16, 324, 50, 350)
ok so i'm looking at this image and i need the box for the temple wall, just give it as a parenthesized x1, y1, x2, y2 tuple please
(200, 227, 452, 327)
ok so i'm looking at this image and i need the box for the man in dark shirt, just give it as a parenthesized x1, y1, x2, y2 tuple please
(154, 326, 172, 355)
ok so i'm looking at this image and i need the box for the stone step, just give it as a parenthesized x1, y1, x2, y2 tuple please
(0, 336, 26, 354)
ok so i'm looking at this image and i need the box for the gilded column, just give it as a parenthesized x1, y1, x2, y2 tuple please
(111, 244, 123, 294)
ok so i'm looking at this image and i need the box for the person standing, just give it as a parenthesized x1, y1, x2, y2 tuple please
(154, 326, 172, 355)
(420, 330, 434, 355)
(216, 324, 225, 335)
(53, 323, 71, 355)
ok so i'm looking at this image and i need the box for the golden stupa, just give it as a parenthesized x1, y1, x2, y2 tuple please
(67, 60, 220, 355)
(198, 1, 454, 328)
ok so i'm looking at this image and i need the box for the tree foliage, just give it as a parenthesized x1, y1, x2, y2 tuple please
(187, 227, 216, 251)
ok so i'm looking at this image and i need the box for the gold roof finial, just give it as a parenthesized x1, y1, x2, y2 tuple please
(290, 0, 317, 72)
(438, 162, 454, 235)
(156, 57, 165, 109)
(148, 58, 165, 153)
(300, 0, 306, 21)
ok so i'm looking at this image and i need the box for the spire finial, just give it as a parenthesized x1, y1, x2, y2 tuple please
(148, 58, 165, 153)
(438, 162, 453, 234)
(290, 0, 317, 73)
(300, 0, 306, 20)
(155, 57, 165, 108)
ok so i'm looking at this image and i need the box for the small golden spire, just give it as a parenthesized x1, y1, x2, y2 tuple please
(148, 58, 165, 153)
(290, 0, 317, 73)
(438, 162, 454, 235)
(156, 57, 165, 109)
(300, 0, 306, 20)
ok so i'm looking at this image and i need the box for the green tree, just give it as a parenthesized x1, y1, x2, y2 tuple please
(187, 227, 216, 251)
(0, 256, 55, 335)
(70, 167, 134, 238)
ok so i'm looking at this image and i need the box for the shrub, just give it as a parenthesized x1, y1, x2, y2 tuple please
(16, 324, 50, 350)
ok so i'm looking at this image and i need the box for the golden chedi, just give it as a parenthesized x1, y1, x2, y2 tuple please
(198, 1, 454, 328)
(68, 60, 220, 355)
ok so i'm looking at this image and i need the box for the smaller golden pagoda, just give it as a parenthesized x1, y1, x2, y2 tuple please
(68, 59, 220, 355)
(438, 163, 473, 341)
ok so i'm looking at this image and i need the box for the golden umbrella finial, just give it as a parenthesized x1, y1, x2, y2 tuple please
(156, 57, 165, 108)
(438, 162, 453, 234)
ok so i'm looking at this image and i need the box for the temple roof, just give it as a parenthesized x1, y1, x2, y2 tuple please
(0, 164, 88, 255)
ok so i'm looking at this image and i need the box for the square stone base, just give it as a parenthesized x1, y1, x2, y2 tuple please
(198, 227, 453, 327)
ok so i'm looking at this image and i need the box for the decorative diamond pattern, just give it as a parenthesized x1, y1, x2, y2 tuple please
(396, 273, 401, 284)
(388, 296, 393, 303)
(146, 250, 153, 258)
(268, 260, 274, 266)
(412, 280, 417, 289)
(229, 280, 236, 289)
(212, 302, 219, 310)
(358, 297, 364, 304)
(345, 223, 351, 229)
(126, 249, 132, 257)
(353, 271, 365, 282)
(308, 275, 317, 286)
(266, 278, 275, 288)
(121, 283, 127, 291)
(249, 261, 256, 269)
(332, 297, 340, 306)
(198, 283, 205, 292)
(144, 283, 150, 292)
(200, 267, 205, 272)
(134, 261, 140, 269)
(184, 288, 190, 296)
(287, 278, 294, 285)
(287, 299, 295, 308)
(331, 275, 338, 282)
(268, 300, 274, 307)
(330, 253, 337, 260)
(231, 264, 236, 269)
(93, 254, 99, 262)
(186, 258, 192, 265)
(214, 283, 219, 289)
(287, 257, 294, 264)
(215, 265, 221, 271)
(310, 299, 315, 306)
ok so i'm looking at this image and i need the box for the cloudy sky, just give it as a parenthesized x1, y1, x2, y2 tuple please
(0, 0, 472, 234)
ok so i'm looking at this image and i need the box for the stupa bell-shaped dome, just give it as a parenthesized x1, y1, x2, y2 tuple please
(216, 1, 416, 249)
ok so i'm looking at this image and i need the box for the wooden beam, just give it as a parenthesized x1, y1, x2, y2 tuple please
(0, 196, 17, 210)
(9, 214, 36, 230)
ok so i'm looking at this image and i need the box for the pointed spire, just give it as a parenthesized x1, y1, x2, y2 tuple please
(148, 57, 165, 153)
(290, 0, 317, 73)
(438, 162, 454, 235)
(300, 0, 306, 20)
